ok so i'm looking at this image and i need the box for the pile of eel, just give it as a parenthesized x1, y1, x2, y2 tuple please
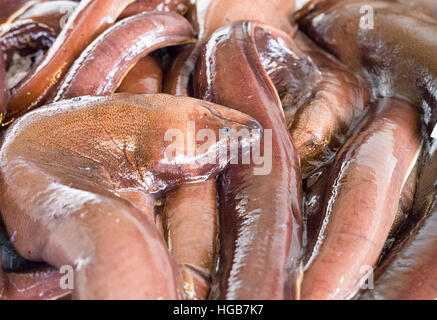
(0, 0, 436, 300)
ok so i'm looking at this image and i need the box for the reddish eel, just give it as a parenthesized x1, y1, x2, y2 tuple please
(297, 0, 437, 133)
(302, 98, 422, 300)
(164, 6, 299, 297)
(360, 141, 437, 300)
(53, 11, 193, 101)
(6, 0, 136, 122)
(0, 94, 261, 299)
(162, 182, 217, 299)
(194, 21, 303, 299)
